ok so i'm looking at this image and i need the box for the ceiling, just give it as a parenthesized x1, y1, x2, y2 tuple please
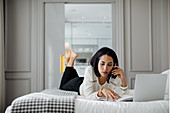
(65, 4, 112, 22)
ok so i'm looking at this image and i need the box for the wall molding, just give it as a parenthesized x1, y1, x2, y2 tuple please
(5, 76, 31, 80)
(5, 71, 31, 73)
(37, 0, 45, 91)
(128, 77, 135, 89)
(5, 78, 31, 106)
(160, 0, 169, 71)
(0, 0, 5, 112)
(5, 0, 32, 72)
(5, 73, 31, 79)
(129, 0, 153, 72)
(5, 76, 31, 94)
(115, 0, 124, 70)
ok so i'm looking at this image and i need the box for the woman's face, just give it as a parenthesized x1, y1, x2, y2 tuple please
(98, 54, 114, 77)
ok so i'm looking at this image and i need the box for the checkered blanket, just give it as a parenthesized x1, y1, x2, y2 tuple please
(11, 89, 78, 113)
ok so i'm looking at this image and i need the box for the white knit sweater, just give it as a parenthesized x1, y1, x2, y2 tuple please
(79, 66, 123, 100)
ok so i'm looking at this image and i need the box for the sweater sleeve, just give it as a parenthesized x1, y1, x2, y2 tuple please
(83, 66, 99, 99)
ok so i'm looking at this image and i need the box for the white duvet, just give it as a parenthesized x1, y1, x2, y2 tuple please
(75, 96, 169, 113)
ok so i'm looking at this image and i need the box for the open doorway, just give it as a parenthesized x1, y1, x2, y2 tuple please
(45, 2, 119, 88)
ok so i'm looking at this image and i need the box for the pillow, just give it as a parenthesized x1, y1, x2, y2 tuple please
(161, 69, 170, 100)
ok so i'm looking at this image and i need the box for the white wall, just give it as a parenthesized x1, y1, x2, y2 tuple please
(124, 0, 169, 88)
(4, 0, 41, 108)
(4, 0, 169, 110)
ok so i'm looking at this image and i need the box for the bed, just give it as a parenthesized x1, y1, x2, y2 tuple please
(5, 88, 169, 113)
(5, 69, 170, 113)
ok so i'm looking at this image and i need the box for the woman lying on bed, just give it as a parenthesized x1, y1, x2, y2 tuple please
(59, 47, 128, 101)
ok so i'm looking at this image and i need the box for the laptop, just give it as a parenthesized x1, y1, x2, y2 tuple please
(133, 74, 167, 102)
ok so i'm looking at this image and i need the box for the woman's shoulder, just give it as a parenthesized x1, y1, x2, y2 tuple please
(84, 66, 97, 80)
(85, 66, 93, 71)
(84, 66, 94, 75)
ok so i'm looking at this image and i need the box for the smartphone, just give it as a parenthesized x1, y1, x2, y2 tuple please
(107, 64, 118, 83)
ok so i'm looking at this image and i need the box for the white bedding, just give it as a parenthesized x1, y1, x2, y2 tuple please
(75, 96, 169, 113)
(6, 95, 169, 113)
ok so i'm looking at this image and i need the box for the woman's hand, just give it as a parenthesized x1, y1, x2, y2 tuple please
(101, 88, 121, 101)
(111, 66, 127, 87)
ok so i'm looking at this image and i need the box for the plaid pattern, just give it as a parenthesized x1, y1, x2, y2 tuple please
(11, 89, 78, 113)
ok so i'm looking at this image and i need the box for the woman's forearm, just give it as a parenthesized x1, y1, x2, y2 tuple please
(121, 78, 127, 87)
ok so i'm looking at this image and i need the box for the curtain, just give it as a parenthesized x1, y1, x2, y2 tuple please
(0, 0, 5, 112)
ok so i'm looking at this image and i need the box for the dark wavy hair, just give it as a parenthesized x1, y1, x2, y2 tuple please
(89, 47, 119, 77)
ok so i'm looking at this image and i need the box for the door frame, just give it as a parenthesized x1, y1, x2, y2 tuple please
(37, 0, 124, 90)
